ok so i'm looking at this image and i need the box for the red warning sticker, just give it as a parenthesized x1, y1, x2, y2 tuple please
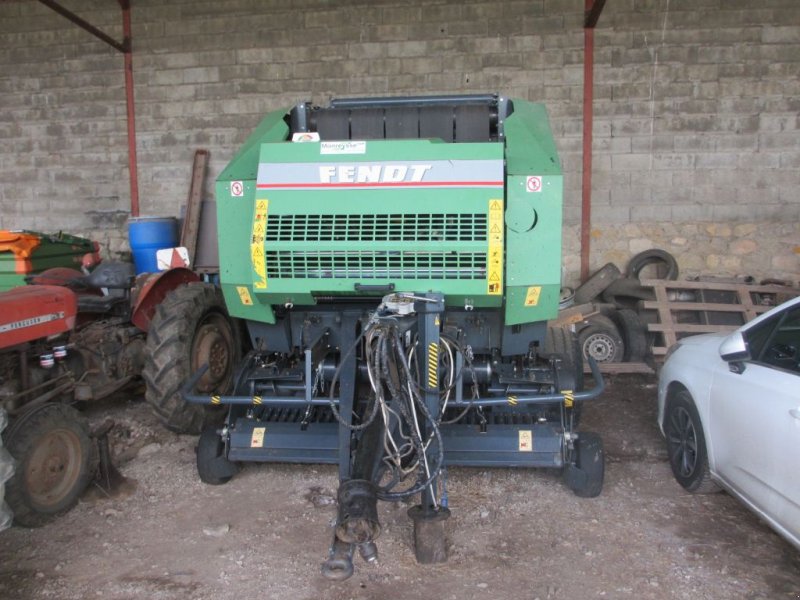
(526, 176, 542, 193)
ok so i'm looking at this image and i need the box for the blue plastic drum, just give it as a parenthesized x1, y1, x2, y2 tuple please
(128, 217, 178, 274)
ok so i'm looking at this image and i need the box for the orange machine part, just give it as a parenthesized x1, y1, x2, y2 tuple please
(0, 285, 77, 350)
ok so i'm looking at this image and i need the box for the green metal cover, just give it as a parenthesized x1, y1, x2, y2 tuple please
(217, 98, 563, 327)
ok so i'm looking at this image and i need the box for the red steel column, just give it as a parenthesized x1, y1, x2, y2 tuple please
(121, 0, 140, 217)
(580, 0, 595, 282)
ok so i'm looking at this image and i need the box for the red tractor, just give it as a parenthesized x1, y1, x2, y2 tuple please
(0, 260, 198, 526)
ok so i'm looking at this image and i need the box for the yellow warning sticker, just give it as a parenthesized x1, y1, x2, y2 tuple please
(524, 286, 542, 307)
(236, 286, 253, 306)
(251, 199, 268, 290)
(251, 427, 266, 448)
(487, 199, 503, 295)
(518, 430, 533, 452)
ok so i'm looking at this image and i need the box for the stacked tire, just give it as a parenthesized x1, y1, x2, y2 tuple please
(571, 249, 679, 364)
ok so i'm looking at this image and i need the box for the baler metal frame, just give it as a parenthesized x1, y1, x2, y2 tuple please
(183, 293, 604, 577)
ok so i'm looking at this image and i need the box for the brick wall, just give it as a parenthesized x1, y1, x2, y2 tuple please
(0, 0, 797, 281)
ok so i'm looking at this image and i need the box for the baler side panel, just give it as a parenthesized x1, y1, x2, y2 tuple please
(217, 109, 290, 324)
(503, 102, 563, 325)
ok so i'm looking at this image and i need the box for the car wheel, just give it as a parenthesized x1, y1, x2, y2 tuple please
(664, 389, 720, 494)
(578, 315, 625, 363)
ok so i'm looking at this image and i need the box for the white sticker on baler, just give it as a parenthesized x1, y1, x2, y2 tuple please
(321, 141, 366, 155)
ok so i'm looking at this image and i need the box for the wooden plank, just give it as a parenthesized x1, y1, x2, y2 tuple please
(648, 324, 738, 334)
(179, 149, 209, 267)
(640, 279, 797, 294)
(641, 301, 756, 313)
(583, 361, 655, 374)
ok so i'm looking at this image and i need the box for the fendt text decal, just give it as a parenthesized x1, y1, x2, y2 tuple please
(256, 160, 503, 190)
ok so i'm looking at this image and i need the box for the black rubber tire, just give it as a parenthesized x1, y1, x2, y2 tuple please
(601, 277, 656, 308)
(571, 431, 604, 498)
(664, 389, 719, 494)
(544, 326, 584, 426)
(610, 309, 649, 362)
(578, 315, 625, 363)
(4, 404, 92, 527)
(0, 409, 12, 531)
(143, 283, 240, 435)
(196, 426, 235, 485)
(574, 263, 622, 304)
(626, 249, 679, 281)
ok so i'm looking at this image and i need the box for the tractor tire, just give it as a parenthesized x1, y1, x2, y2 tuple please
(544, 326, 584, 391)
(143, 283, 240, 435)
(601, 276, 655, 309)
(578, 315, 625, 363)
(0, 409, 14, 532)
(626, 249, 679, 281)
(4, 404, 91, 527)
(609, 308, 649, 362)
(566, 431, 604, 498)
(574, 263, 622, 304)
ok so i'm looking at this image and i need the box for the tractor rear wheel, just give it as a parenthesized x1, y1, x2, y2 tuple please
(143, 284, 239, 435)
(4, 403, 92, 527)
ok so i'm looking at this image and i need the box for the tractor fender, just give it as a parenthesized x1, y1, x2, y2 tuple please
(130, 268, 200, 332)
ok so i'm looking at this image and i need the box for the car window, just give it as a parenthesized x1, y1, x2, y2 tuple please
(749, 306, 800, 374)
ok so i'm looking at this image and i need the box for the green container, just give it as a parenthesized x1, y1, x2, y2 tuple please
(0, 230, 97, 291)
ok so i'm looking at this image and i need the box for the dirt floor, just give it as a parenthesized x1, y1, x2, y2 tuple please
(1, 374, 799, 600)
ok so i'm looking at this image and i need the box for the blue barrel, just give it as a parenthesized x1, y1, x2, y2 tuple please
(128, 217, 178, 274)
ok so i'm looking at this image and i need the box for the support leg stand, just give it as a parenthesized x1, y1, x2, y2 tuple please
(321, 536, 354, 581)
(408, 506, 450, 564)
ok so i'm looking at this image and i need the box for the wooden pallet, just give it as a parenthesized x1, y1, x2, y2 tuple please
(640, 279, 799, 356)
(582, 361, 655, 375)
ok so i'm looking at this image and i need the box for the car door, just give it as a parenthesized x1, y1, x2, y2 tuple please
(708, 304, 800, 539)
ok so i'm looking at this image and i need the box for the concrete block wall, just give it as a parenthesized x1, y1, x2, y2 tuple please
(0, 0, 797, 282)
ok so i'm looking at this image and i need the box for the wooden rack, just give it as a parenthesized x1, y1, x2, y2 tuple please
(640, 279, 798, 356)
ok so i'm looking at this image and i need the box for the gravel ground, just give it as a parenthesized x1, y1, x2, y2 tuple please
(1, 375, 799, 600)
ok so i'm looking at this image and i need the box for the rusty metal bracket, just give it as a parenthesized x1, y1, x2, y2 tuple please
(584, 0, 607, 29)
(37, 0, 129, 53)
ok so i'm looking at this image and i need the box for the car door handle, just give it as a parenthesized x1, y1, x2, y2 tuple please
(791, 409, 800, 420)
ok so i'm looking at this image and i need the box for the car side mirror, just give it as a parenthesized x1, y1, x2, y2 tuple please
(719, 332, 750, 373)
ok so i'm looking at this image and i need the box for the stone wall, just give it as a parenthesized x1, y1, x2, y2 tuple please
(0, 0, 797, 282)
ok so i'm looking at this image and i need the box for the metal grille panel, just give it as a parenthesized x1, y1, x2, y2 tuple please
(265, 213, 488, 243)
(265, 250, 486, 280)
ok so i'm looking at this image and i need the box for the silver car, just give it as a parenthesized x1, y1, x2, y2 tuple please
(657, 294, 800, 550)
